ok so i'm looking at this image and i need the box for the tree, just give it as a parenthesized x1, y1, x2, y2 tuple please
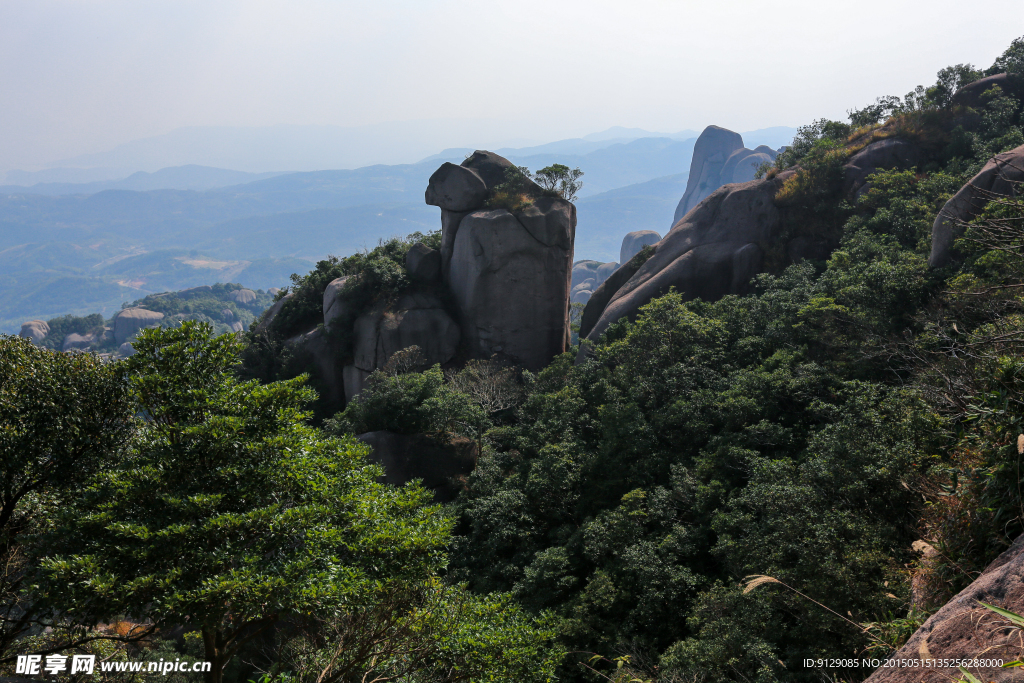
(0, 335, 138, 662)
(533, 164, 584, 202)
(33, 322, 453, 683)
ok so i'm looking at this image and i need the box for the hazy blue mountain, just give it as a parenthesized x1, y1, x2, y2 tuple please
(0, 165, 285, 196)
(582, 126, 701, 141)
(574, 173, 689, 261)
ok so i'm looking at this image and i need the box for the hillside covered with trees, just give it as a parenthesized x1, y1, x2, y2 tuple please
(4, 36, 1024, 683)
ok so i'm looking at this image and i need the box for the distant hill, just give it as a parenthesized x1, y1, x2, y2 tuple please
(0, 165, 284, 196)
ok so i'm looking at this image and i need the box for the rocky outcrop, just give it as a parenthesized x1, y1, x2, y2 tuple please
(843, 138, 922, 196)
(228, 288, 257, 305)
(18, 320, 49, 344)
(406, 242, 441, 283)
(346, 292, 459, 402)
(113, 308, 165, 345)
(292, 327, 345, 407)
(322, 277, 352, 331)
(930, 143, 1024, 267)
(579, 169, 802, 354)
(620, 230, 662, 264)
(118, 342, 136, 357)
(449, 198, 575, 369)
(673, 127, 745, 223)
(864, 534, 1024, 683)
(356, 431, 478, 502)
(425, 151, 575, 370)
(952, 72, 1024, 110)
(673, 127, 781, 225)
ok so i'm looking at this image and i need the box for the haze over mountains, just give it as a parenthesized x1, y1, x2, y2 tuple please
(0, 125, 796, 333)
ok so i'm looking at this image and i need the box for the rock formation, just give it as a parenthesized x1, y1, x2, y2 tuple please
(62, 332, 96, 352)
(951, 72, 1024, 110)
(356, 431, 478, 502)
(673, 126, 780, 225)
(113, 308, 165, 345)
(930, 143, 1024, 267)
(228, 288, 257, 305)
(348, 292, 459, 382)
(863, 534, 1024, 683)
(843, 138, 921, 197)
(620, 230, 662, 264)
(427, 151, 576, 370)
(18, 320, 49, 344)
(579, 171, 794, 352)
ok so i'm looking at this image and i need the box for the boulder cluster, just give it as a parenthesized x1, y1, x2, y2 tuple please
(274, 151, 577, 407)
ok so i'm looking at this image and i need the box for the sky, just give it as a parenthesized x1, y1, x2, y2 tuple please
(1, 0, 1022, 173)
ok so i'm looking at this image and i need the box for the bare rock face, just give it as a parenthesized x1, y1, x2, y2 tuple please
(673, 126, 746, 223)
(351, 292, 459, 382)
(228, 288, 257, 305)
(864, 535, 1024, 683)
(951, 72, 1024, 110)
(449, 201, 575, 370)
(113, 308, 165, 345)
(424, 163, 488, 212)
(356, 431, 478, 502)
(406, 242, 442, 283)
(322, 277, 352, 331)
(18, 320, 49, 344)
(620, 230, 662, 264)
(580, 175, 786, 351)
(117, 342, 136, 357)
(930, 143, 1024, 267)
(843, 138, 922, 196)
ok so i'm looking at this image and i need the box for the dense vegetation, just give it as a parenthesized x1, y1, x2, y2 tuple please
(4, 37, 1024, 683)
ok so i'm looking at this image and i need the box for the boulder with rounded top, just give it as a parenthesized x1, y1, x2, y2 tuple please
(256, 292, 294, 334)
(322, 277, 352, 331)
(620, 231, 662, 265)
(673, 125, 746, 223)
(19, 320, 49, 344)
(228, 288, 257, 305)
(425, 163, 488, 212)
(113, 308, 165, 345)
(930, 143, 1024, 267)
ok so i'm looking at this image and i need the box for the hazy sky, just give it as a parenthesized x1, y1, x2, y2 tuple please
(2, 0, 1022, 172)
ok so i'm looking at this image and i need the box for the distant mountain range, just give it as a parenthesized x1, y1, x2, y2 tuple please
(0, 126, 796, 332)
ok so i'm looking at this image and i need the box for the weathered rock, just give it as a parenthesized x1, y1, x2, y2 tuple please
(843, 138, 922, 196)
(113, 308, 165, 345)
(572, 260, 602, 289)
(230, 321, 245, 333)
(228, 288, 257, 305)
(117, 342, 136, 357)
(930, 143, 1024, 267)
(571, 289, 593, 304)
(18, 320, 49, 344)
(424, 162, 488, 212)
(255, 292, 294, 334)
(343, 365, 370, 403)
(863, 534, 1024, 683)
(573, 280, 596, 296)
(268, 287, 281, 295)
(596, 261, 618, 286)
(951, 72, 1024, 110)
(322, 277, 352, 331)
(351, 292, 460, 373)
(581, 175, 784, 351)
(406, 242, 442, 283)
(673, 125, 746, 223)
(440, 209, 471, 284)
(620, 231, 662, 265)
(461, 150, 528, 191)
(356, 431, 478, 502)
(221, 308, 234, 320)
(448, 203, 575, 370)
(290, 328, 345, 408)
(62, 332, 96, 352)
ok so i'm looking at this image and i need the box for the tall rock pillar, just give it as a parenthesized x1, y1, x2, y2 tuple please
(426, 151, 576, 370)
